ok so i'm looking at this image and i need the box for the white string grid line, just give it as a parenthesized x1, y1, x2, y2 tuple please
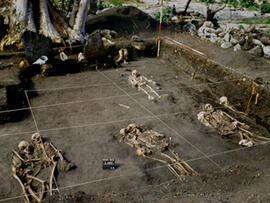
(24, 91, 61, 196)
(98, 70, 223, 170)
(0, 105, 231, 138)
(0, 102, 260, 202)
(0, 78, 240, 115)
(25, 82, 126, 92)
(0, 73, 262, 202)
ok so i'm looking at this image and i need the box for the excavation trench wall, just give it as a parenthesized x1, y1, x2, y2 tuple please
(160, 39, 270, 130)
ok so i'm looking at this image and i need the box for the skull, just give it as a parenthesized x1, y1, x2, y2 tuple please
(18, 140, 30, 154)
(131, 70, 138, 77)
(204, 103, 214, 113)
(128, 123, 136, 129)
(120, 128, 126, 136)
(32, 132, 42, 144)
(136, 146, 151, 156)
(219, 96, 228, 105)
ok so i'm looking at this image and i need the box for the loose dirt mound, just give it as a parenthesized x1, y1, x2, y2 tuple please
(86, 6, 158, 36)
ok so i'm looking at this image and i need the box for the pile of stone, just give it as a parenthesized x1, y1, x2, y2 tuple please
(197, 21, 270, 58)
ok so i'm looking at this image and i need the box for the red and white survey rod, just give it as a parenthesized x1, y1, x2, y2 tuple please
(157, 0, 164, 57)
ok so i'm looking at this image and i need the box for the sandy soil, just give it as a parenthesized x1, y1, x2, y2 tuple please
(1, 57, 270, 202)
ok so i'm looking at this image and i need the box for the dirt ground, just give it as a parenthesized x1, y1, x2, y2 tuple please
(1, 56, 270, 203)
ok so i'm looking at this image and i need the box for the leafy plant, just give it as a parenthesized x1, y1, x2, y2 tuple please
(246, 5, 259, 11)
(97, 0, 111, 10)
(238, 24, 244, 29)
(154, 6, 173, 24)
(240, 0, 258, 8)
(239, 17, 270, 24)
(110, 0, 123, 6)
(261, 2, 270, 13)
(227, 0, 239, 7)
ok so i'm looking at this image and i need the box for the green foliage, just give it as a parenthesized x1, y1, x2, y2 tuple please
(110, 0, 123, 6)
(154, 6, 173, 24)
(261, 2, 270, 13)
(97, 0, 111, 10)
(238, 24, 244, 29)
(200, 0, 215, 6)
(199, 0, 261, 10)
(227, 0, 239, 7)
(50, 0, 73, 12)
(239, 17, 270, 24)
(240, 0, 258, 8)
(246, 5, 259, 10)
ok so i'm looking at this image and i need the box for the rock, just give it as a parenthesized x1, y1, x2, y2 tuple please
(171, 16, 181, 24)
(216, 28, 223, 34)
(84, 31, 112, 59)
(234, 44, 241, 52)
(218, 32, 226, 38)
(183, 22, 197, 33)
(263, 46, 270, 58)
(230, 37, 238, 45)
(245, 24, 256, 33)
(238, 37, 246, 45)
(92, 29, 118, 40)
(233, 32, 246, 45)
(252, 39, 264, 47)
(221, 42, 232, 49)
(224, 33, 231, 42)
(21, 31, 53, 64)
(248, 46, 263, 57)
(198, 27, 205, 37)
(242, 39, 254, 51)
(203, 21, 214, 28)
(210, 34, 219, 43)
(260, 36, 270, 46)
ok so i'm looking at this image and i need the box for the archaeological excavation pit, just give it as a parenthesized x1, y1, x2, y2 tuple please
(1, 34, 270, 202)
(1, 4, 270, 202)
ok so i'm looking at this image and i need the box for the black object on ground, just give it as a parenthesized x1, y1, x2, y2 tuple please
(102, 159, 116, 170)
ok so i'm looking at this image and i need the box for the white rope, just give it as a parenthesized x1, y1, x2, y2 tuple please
(0, 79, 239, 115)
(0, 106, 229, 138)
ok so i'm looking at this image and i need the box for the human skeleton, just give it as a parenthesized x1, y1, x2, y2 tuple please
(11, 133, 73, 203)
(197, 102, 270, 147)
(128, 70, 161, 100)
(120, 124, 198, 178)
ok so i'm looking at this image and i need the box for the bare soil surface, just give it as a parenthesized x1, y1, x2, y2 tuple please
(1, 57, 270, 203)
(0, 6, 270, 202)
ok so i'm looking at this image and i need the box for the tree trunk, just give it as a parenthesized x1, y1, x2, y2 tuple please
(40, 0, 62, 43)
(183, 0, 192, 15)
(73, 0, 90, 34)
(0, 0, 90, 50)
(206, 4, 226, 27)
